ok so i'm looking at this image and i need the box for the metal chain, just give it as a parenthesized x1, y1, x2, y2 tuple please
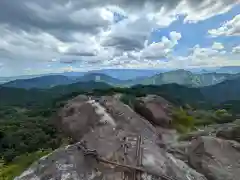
(77, 140, 177, 180)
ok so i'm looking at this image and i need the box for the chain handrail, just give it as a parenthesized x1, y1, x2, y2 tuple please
(77, 141, 177, 180)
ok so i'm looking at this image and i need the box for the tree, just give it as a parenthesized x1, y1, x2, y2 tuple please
(215, 109, 233, 124)
(172, 108, 195, 133)
(215, 109, 228, 116)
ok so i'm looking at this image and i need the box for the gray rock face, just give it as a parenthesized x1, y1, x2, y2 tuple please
(134, 95, 172, 128)
(55, 95, 101, 141)
(15, 143, 102, 180)
(178, 123, 238, 141)
(188, 136, 240, 180)
(16, 95, 206, 180)
(166, 141, 190, 163)
(216, 125, 240, 143)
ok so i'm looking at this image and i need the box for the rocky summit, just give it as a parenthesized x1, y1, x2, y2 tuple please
(15, 95, 240, 180)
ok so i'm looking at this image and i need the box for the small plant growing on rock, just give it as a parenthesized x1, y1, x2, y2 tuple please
(172, 108, 195, 133)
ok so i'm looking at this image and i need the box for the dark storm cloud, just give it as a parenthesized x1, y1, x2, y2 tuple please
(0, 0, 237, 37)
(0, 0, 111, 41)
(101, 15, 155, 51)
(0, 0, 179, 33)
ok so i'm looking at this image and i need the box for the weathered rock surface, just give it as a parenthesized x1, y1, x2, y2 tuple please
(15, 143, 102, 180)
(134, 95, 172, 128)
(216, 125, 240, 143)
(55, 95, 100, 141)
(16, 95, 206, 180)
(188, 136, 240, 180)
(166, 141, 190, 163)
(178, 123, 238, 141)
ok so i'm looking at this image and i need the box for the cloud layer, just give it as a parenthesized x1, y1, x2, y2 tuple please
(0, 0, 239, 76)
(208, 14, 240, 36)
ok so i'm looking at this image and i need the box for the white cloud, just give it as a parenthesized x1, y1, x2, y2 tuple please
(177, 0, 237, 23)
(24, 68, 33, 74)
(146, 8, 179, 27)
(0, 0, 239, 76)
(208, 14, 240, 37)
(190, 44, 226, 58)
(212, 42, 224, 50)
(143, 0, 239, 25)
(171, 44, 239, 68)
(140, 31, 182, 60)
(170, 31, 182, 42)
(50, 58, 58, 62)
(232, 45, 240, 53)
(143, 0, 238, 26)
(62, 65, 74, 72)
(119, 43, 239, 70)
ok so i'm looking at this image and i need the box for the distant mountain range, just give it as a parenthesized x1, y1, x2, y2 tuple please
(1, 76, 240, 108)
(76, 73, 123, 84)
(0, 81, 111, 107)
(214, 66, 240, 74)
(1, 66, 240, 84)
(0, 68, 164, 84)
(2, 75, 75, 89)
(2, 69, 240, 89)
(139, 69, 239, 87)
(201, 77, 240, 103)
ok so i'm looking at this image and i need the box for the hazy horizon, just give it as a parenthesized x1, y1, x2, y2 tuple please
(1, 66, 240, 79)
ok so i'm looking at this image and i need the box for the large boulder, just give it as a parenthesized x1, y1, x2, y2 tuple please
(188, 136, 240, 180)
(55, 95, 101, 141)
(16, 96, 206, 180)
(15, 143, 103, 180)
(134, 95, 172, 128)
(216, 125, 240, 143)
(178, 123, 237, 141)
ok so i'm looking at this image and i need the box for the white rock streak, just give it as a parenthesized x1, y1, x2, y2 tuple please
(87, 99, 116, 127)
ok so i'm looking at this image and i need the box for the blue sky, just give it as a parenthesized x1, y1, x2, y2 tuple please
(150, 4, 240, 55)
(0, 0, 239, 76)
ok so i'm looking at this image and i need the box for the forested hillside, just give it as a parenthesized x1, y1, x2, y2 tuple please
(1, 80, 240, 179)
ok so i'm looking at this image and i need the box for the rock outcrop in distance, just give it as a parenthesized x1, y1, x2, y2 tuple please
(16, 95, 240, 180)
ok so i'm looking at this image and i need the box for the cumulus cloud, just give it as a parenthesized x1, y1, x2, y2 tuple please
(176, 0, 238, 23)
(140, 31, 182, 60)
(212, 42, 224, 50)
(101, 16, 155, 51)
(190, 44, 225, 58)
(174, 43, 240, 68)
(0, 0, 239, 76)
(232, 45, 240, 53)
(208, 14, 240, 37)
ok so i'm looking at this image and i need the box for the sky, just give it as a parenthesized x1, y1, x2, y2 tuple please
(0, 0, 239, 76)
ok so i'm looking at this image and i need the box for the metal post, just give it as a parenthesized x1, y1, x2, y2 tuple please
(122, 137, 128, 180)
(137, 136, 142, 180)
